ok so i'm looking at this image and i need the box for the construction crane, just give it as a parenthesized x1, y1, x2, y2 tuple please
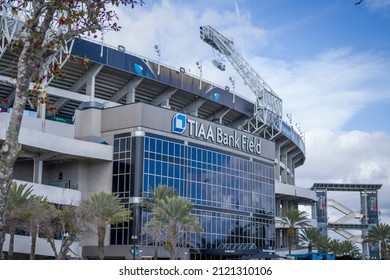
(200, 25, 282, 139)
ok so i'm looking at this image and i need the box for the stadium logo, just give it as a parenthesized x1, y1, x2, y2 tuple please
(172, 113, 187, 134)
(171, 113, 261, 155)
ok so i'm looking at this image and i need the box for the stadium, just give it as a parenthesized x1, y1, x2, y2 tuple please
(0, 13, 318, 259)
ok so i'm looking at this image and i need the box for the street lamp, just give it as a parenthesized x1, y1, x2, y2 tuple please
(154, 44, 161, 75)
(179, 67, 185, 88)
(229, 76, 235, 103)
(196, 61, 202, 89)
(131, 235, 138, 260)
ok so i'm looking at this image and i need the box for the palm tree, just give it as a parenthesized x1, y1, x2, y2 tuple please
(314, 235, 332, 254)
(337, 240, 360, 257)
(278, 208, 310, 254)
(6, 183, 35, 259)
(142, 185, 176, 211)
(363, 223, 390, 259)
(298, 227, 321, 252)
(143, 195, 203, 260)
(141, 185, 176, 259)
(27, 196, 56, 260)
(328, 239, 341, 255)
(80, 192, 131, 260)
(40, 204, 80, 259)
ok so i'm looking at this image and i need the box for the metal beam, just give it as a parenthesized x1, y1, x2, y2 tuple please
(110, 76, 143, 103)
(47, 86, 119, 108)
(55, 63, 104, 110)
(311, 183, 382, 191)
(206, 107, 231, 124)
(231, 115, 251, 130)
(0, 10, 23, 59)
(181, 97, 206, 117)
(150, 87, 177, 107)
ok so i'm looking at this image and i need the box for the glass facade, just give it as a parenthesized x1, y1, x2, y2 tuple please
(111, 134, 133, 245)
(111, 132, 275, 257)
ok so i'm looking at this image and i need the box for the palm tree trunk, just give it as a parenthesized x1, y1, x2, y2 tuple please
(30, 227, 37, 260)
(287, 227, 295, 255)
(59, 237, 73, 260)
(154, 239, 158, 260)
(171, 226, 178, 260)
(381, 243, 387, 260)
(97, 226, 106, 260)
(8, 222, 16, 259)
(47, 238, 59, 259)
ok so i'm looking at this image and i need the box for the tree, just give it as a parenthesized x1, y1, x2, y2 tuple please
(363, 223, 390, 259)
(277, 208, 310, 254)
(141, 185, 176, 259)
(40, 204, 81, 260)
(25, 196, 56, 259)
(6, 182, 35, 259)
(7, 183, 81, 260)
(298, 227, 320, 253)
(0, 0, 144, 260)
(80, 192, 131, 260)
(142, 194, 203, 260)
(335, 240, 360, 257)
(142, 185, 176, 212)
(314, 235, 332, 254)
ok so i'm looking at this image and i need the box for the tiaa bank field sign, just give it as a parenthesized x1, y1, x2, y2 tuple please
(172, 113, 261, 155)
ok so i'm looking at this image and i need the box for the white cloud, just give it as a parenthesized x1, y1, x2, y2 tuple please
(367, 0, 390, 9)
(247, 48, 390, 131)
(295, 129, 390, 223)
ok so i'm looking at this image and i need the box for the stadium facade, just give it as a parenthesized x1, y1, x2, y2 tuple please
(0, 34, 317, 259)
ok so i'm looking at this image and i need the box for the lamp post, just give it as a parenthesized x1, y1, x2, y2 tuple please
(196, 61, 202, 89)
(229, 76, 235, 103)
(154, 44, 161, 75)
(131, 235, 138, 260)
(179, 67, 185, 88)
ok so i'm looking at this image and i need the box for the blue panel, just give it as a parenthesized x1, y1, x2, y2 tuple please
(281, 121, 306, 156)
(71, 39, 107, 64)
(366, 192, 378, 224)
(72, 40, 254, 118)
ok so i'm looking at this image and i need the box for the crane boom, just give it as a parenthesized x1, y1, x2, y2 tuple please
(200, 25, 282, 138)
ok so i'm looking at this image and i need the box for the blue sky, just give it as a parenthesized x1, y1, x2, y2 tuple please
(106, 0, 390, 224)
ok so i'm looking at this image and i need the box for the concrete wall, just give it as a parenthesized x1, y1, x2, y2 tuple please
(74, 108, 102, 140)
(44, 161, 81, 189)
(13, 160, 34, 182)
(13, 179, 82, 206)
(0, 113, 112, 161)
(0, 112, 74, 138)
(3, 233, 80, 259)
(101, 102, 275, 162)
(78, 160, 113, 248)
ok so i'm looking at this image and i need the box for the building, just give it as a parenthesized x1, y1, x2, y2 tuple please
(0, 27, 315, 258)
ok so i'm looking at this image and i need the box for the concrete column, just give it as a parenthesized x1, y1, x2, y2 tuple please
(126, 86, 136, 104)
(33, 157, 43, 184)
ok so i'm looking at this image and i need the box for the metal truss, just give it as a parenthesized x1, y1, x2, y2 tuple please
(200, 25, 283, 139)
(0, 3, 24, 60)
(0, 3, 74, 85)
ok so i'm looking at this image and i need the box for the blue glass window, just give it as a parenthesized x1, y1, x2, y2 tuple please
(137, 134, 275, 250)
